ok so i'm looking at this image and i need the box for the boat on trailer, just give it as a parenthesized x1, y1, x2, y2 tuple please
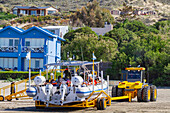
(26, 61, 109, 107)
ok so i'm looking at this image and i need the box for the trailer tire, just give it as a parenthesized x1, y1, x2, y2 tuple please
(142, 86, 150, 102)
(100, 98, 106, 110)
(137, 88, 143, 102)
(35, 101, 45, 109)
(0, 95, 4, 101)
(7, 96, 12, 101)
(150, 85, 157, 101)
(97, 98, 101, 110)
(111, 86, 117, 97)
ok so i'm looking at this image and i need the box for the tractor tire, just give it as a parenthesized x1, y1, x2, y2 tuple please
(0, 95, 4, 101)
(142, 86, 151, 102)
(150, 85, 157, 101)
(97, 98, 101, 110)
(100, 98, 106, 110)
(137, 88, 143, 102)
(111, 85, 117, 97)
(117, 88, 123, 96)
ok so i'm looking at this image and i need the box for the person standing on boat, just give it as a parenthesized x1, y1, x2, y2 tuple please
(64, 68, 71, 80)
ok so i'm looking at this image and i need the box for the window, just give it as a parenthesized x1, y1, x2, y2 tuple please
(20, 10, 26, 15)
(13, 10, 17, 15)
(41, 10, 44, 16)
(31, 10, 37, 16)
(35, 60, 39, 68)
(26, 41, 30, 46)
(48, 10, 55, 14)
(9, 39, 13, 46)
(14, 40, 19, 46)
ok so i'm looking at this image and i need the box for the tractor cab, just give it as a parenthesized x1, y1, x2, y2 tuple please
(121, 67, 145, 82)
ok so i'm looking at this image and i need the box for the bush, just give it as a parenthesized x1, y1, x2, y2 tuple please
(0, 71, 39, 80)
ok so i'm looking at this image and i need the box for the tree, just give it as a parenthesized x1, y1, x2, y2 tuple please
(104, 27, 137, 48)
(70, 0, 114, 27)
(62, 33, 118, 61)
(64, 26, 97, 43)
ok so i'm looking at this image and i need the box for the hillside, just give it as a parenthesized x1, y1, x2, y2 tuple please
(0, 0, 169, 16)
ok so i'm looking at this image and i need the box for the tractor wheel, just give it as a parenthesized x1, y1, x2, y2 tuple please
(100, 98, 106, 110)
(96, 98, 101, 110)
(0, 95, 4, 101)
(111, 85, 117, 97)
(150, 85, 157, 101)
(142, 86, 151, 102)
(117, 88, 123, 96)
(137, 88, 143, 102)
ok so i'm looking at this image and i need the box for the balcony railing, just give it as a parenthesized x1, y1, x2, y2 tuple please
(22, 46, 44, 53)
(0, 46, 18, 52)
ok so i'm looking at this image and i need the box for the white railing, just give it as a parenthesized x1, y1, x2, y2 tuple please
(0, 46, 18, 52)
(22, 46, 44, 53)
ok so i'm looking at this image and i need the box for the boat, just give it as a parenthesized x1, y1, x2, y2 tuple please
(26, 61, 109, 107)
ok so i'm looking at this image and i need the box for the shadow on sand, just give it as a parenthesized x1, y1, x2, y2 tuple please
(4, 107, 97, 112)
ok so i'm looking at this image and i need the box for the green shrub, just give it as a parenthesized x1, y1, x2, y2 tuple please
(0, 71, 39, 80)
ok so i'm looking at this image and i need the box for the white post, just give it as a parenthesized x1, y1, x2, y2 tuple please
(83, 67, 85, 81)
(107, 75, 109, 95)
(101, 71, 103, 91)
(29, 68, 31, 88)
(39, 70, 41, 76)
(93, 66, 95, 91)
(46, 68, 48, 80)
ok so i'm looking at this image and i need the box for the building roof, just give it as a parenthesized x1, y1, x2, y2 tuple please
(0, 26, 25, 33)
(43, 26, 68, 29)
(0, 26, 65, 41)
(13, 6, 50, 9)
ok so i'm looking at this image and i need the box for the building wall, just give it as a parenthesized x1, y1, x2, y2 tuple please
(0, 58, 18, 68)
(24, 58, 43, 70)
(0, 26, 63, 71)
(72, 24, 113, 36)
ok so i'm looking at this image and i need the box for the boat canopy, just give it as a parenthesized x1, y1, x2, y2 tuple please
(46, 61, 100, 67)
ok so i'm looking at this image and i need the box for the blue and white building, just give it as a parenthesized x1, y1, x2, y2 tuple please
(0, 26, 66, 71)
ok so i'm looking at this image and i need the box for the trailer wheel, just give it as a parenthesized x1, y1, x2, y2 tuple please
(150, 85, 157, 101)
(96, 98, 101, 110)
(7, 96, 12, 101)
(35, 101, 45, 109)
(137, 88, 143, 102)
(142, 86, 150, 102)
(100, 98, 106, 110)
(111, 86, 117, 97)
(0, 95, 4, 101)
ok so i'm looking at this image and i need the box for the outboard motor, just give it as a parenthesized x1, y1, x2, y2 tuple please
(60, 81, 67, 105)
(26, 87, 37, 97)
(45, 84, 53, 107)
(71, 76, 83, 87)
(34, 76, 46, 85)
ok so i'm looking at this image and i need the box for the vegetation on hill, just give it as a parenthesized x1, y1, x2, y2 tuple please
(0, 12, 16, 20)
(63, 20, 170, 86)
(70, 0, 114, 27)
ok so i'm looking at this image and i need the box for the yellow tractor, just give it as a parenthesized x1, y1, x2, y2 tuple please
(112, 67, 157, 102)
